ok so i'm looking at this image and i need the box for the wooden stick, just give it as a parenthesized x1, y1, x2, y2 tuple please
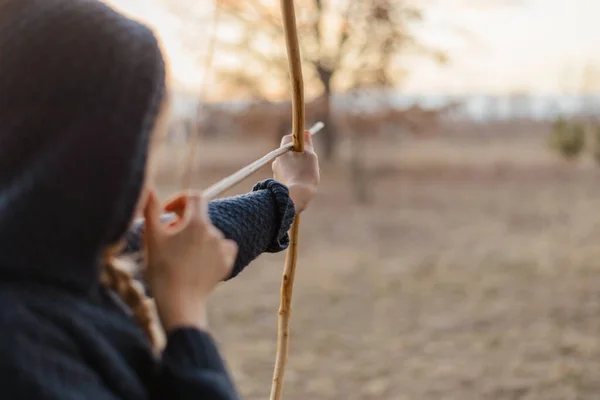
(202, 122, 322, 200)
(270, 1, 305, 399)
(133, 123, 322, 229)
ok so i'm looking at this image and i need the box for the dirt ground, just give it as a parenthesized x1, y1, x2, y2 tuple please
(155, 126, 600, 399)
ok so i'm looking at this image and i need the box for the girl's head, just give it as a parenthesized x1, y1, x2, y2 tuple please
(0, 0, 169, 344)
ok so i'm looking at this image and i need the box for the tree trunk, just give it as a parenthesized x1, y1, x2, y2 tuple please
(319, 92, 337, 162)
(349, 128, 368, 204)
(274, 65, 338, 161)
(317, 65, 337, 162)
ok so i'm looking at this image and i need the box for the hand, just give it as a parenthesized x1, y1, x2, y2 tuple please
(272, 130, 320, 213)
(143, 191, 238, 332)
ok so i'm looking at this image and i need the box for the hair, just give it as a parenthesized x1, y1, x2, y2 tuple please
(99, 92, 173, 352)
(100, 246, 165, 350)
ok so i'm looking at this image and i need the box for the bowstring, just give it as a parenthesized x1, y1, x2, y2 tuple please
(182, 0, 221, 192)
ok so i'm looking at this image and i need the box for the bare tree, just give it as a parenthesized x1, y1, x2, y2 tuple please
(159, 0, 447, 161)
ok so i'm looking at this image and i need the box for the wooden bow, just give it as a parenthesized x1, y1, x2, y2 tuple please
(269, 1, 305, 399)
(182, 1, 309, 397)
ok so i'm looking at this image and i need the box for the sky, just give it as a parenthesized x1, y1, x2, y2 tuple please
(104, 0, 599, 95)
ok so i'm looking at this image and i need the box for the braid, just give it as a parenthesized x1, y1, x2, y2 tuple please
(97, 94, 172, 353)
(100, 246, 165, 351)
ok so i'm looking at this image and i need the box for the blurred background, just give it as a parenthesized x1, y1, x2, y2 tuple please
(111, 0, 599, 398)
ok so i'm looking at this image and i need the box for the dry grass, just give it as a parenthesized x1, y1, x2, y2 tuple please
(154, 127, 600, 399)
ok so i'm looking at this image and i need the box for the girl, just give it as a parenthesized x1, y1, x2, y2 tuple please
(0, 0, 319, 399)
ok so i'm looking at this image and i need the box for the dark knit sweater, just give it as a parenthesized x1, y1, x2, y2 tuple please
(123, 179, 296, 286)
(0, 1, 295, 398)
(0, 181, 295, 399)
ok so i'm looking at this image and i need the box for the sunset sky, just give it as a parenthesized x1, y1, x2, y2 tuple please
(105, 0, 597, 95)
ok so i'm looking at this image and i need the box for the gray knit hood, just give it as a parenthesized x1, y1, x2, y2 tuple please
(0, 0, 166, 291)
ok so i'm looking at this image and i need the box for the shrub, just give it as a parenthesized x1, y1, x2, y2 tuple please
(549, 118, 585, 160)
(593, 125, 600, 165)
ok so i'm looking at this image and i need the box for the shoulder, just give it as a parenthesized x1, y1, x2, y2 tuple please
(0, 289, 109, 397)
(0, 288, 80, 360)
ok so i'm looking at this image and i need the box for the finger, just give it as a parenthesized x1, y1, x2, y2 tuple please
(163, 194, 187, 218)
(220, 239, 238, 269)
(207, 223, 225, 240)
(186, 193, 209, 226)
(280, 134, 294, 147)
(303, 130, 315, 152)
(143, 190, 164, 239)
